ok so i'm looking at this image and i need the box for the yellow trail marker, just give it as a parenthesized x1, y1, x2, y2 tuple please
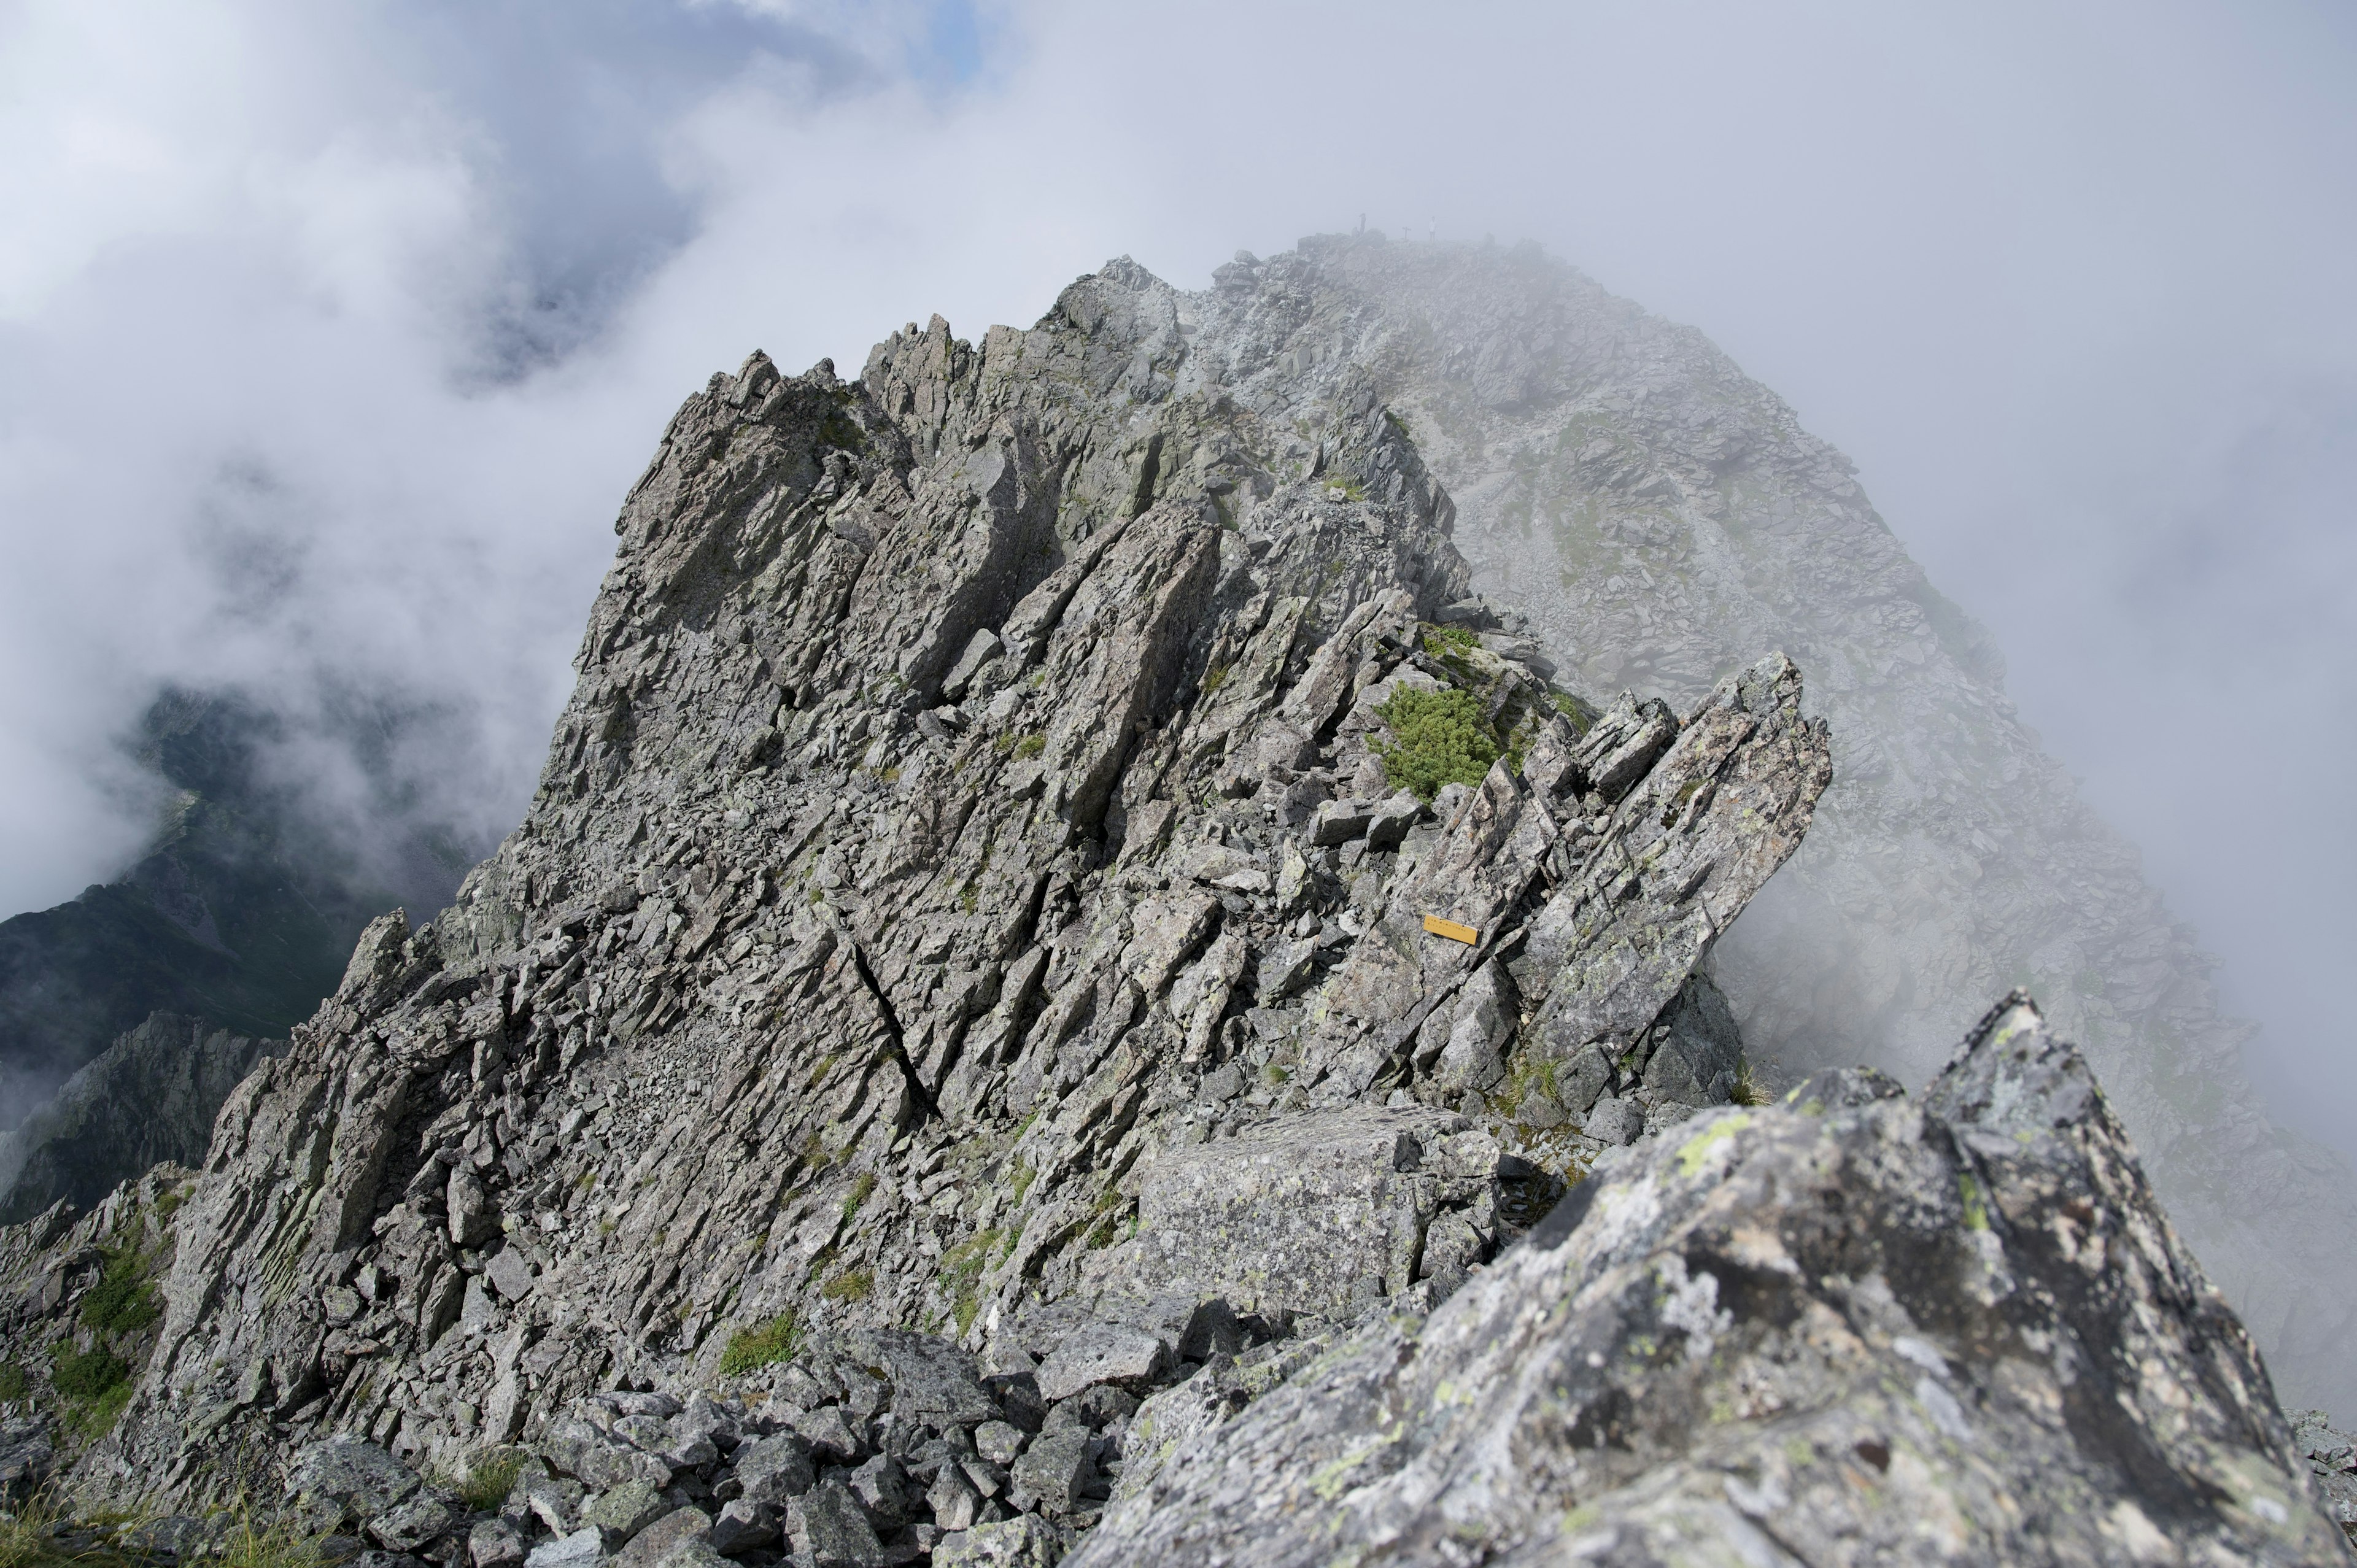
(1422, 914, 1479, 945)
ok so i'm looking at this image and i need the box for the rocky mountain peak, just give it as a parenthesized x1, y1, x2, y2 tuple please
(0, 245, 2342, 1562)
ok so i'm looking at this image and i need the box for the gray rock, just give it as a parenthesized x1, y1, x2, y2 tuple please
(842, 1454, 912, 1531)
(704, 1500, 774, 1557)
(790, 1405, 862, 1464)
(287, 1437, 422, 1535)
(1639, 971, 1744, 1105)
(925, 1462, 983, 1532)
(0, 1418, 53, 1503)
(1307, 798, 1372, 848)
(521, 1528, 602, 1568)
(782, 1486, 886, 1568)
(468, 1520, 526, 1568)
(838, 1328, 998, 1427)
(1121, 1106, 1491, 1318)
(729, 1434, 815, 1505)
(1582, 1093, 1641, 1146)
(448, 1167, 498, 1246)
(932, 1515, 1062, 1567)
(1007, 1425, 1094, 1516)
(1034, 1323, 1166, 1403)
(1361, 792, 1421, 851)
(971, 1421, 1026, 1467)
(581, 1479, 668, 1542)
(608, 1508, 713, 1568)
(1070, 995, 2351, 1564)
(484, 1246, 536, 1302)
(366, 1494, 457, 1554)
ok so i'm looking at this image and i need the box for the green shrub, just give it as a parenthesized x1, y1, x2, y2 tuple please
(718, 1311, 803, 1377)
(51, 1343, 130, 1402)
(1421, 623, 1478, 655)
(1372, 686, 1499, 800)
(0, 1362, 26, 1400)
(66, 1382, 132, 1440)
(78, 1248, 160, 1335)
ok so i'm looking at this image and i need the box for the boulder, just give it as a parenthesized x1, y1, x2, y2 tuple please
(1072, 996, 2351, 1564)
(1120, 1105, 1493, 1318)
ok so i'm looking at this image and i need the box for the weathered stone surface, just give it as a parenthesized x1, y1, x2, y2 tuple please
(729, 1432, 814, 1505)
(608, 1507, 711, 1568)
(703, 1500, 771, 1558)
(1007, 1425, 1093, 1517)
(1034, 1322, 1166, 1402)
(581, 1478, 667, 1541)
(783, 1485, 886, 1568)
(2294, 1410, 2357, 1548)
(468, 1518, 526, 1568)
(522, 1527, 602, 1568)
(1117, 1106, 1493, 1319)
(934, 1514, 1062, 1567)
(1074, 995, 2353, 1564)
(288, 1437, 423, 1535)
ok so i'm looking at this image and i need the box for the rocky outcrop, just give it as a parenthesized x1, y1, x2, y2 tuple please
(14, 247, 2329, 1562)
(2294, 1410, 2357, 1548)
(0, 1011, 279, 1224)
(1193, 231, 2357, 1415)
(1077, 994, 2354, 1565)
(23, 260, 1824, 1518)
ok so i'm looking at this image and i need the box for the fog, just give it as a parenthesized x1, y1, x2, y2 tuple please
(2, 0, 2351, 1161)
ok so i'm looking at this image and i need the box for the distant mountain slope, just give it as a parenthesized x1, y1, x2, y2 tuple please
(0, 1011, 280, 1224)
(0, 690, 462, 1129)
(1225, 231, 2355, 1411)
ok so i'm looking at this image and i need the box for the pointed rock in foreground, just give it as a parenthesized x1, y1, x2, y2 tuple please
(1075, 993, 2351, 1566)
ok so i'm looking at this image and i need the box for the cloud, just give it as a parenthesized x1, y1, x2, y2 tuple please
(0, 0, 2351, 1153)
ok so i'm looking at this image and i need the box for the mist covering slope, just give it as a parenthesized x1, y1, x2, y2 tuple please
(1242, 232, 2356, 1412)
(0, 692, 420, 1129)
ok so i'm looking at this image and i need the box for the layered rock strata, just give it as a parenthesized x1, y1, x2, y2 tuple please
(45, 263, 1827, 1510)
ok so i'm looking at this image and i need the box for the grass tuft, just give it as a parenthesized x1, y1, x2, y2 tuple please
(819, 1269, 873, 1303)
(718, 1311, 803, 1377)
(77, 1249, 160, 1336)
(1730, 1060, 1771, 1108)
(455, 1453, 525, 1514)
